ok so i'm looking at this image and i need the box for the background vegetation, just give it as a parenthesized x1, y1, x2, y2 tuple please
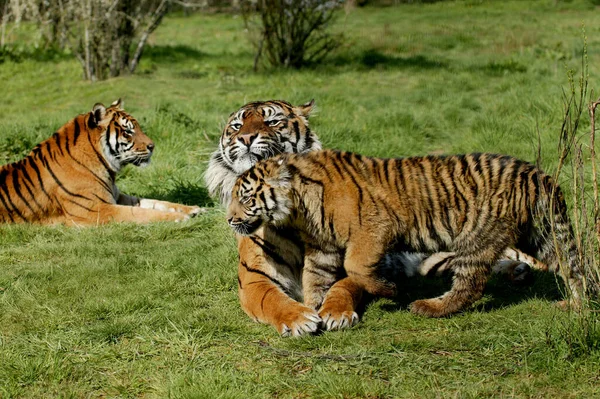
(1, 0, 600, 397)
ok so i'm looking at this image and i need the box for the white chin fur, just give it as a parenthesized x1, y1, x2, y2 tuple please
(231, 156, 255, 175)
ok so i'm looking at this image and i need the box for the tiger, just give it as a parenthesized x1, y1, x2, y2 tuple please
(205, 99, 325, 336)
(0, 99, 202, 225)
(227, 150, 584, 330)
(206, 100, 542, 336)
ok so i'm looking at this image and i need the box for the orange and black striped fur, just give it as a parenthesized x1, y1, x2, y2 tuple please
(205, 100, 325, 337)
(207, 100, 540, 336)
(228, 150, 584, 328)
(0, 99, 202, 225)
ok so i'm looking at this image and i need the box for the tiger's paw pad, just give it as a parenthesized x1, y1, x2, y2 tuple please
(279, 311, 321, 337)
(320, 311, 359, 331)
(409, 298, 449, 318)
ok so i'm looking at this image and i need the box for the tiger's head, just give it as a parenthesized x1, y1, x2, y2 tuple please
(205, 100, 321, 206)
(89, 99, 155, 172)
(226, 156, 293, 236)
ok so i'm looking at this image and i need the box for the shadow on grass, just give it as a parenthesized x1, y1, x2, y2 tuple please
(0, 45, 72, 64)
(143, 182, 215, 208)
(325, 49, 449, 71)
(370, 271, 562, 316)
(144, 44, 205, 63)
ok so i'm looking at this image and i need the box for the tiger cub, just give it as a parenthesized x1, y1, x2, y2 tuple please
(227, 150, 584, 327)
(0, 99, 202, 225)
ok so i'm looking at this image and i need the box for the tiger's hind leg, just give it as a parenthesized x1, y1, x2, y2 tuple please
(417, 248, 544, 285)
(117, 192, 204, 217)
(68, 203, 192, 225)
(410, 227, 514, 318)
(410, 254, 492, 317)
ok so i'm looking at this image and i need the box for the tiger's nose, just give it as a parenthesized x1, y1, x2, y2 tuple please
(238, 133, 257, 146)
(147, 143, 155, 152)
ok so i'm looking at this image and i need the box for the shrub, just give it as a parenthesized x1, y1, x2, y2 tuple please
(242, 0, 343, 69)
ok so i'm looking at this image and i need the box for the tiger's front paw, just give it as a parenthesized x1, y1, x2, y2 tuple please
(173, 205, 205, 217)
(185, 205, 205, 217)
(319, 309, 359, 331)
(277, 305, 321, 337)
(318, 300, 359, 331)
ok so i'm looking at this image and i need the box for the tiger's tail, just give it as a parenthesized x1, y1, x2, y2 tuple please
(525, 173, 585, 305)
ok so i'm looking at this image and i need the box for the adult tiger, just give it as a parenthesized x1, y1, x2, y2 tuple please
(205, 100, 538, 336)
(205, 100, 324, 336)
(0, 99, 202, 225)
(227, 150, 584, 327)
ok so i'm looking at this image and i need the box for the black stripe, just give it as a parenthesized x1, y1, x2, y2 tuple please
(52, 132, 65, 157)
(16, 165, 43, 211)
(87, 133, 113, 173)
(425, 257, 454, 276)
(92, 193, 111, 204)
(259, 190, 270, 211)
(106, 125, 118, 156)
(249, 236, 292, 268)
(11, 169, 35, 215)
(337, 152, 364, 225)
(328, 214, 336, 241)
(471, 153, 483, 175)
(28, 155, 50, 199)
(40, 155, 93, 201)
(303, 129, 314, 150)
(0, 188, 16, 222)
(73, 118, 81, 145)
(311, 158, 334, 183)
(240, 261, 289, 294)
(260, 287, 277, 314)
(291, 121, 300, 152)
(62, 196, 95, 212)
(0, 178, 26, 221)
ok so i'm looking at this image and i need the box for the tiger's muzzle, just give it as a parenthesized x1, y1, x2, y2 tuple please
(227, 217, 263, 236)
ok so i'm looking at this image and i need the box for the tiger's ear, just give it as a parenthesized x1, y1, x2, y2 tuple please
(110, 98, 124, 110)
(296, 99, 315, 118)
(89, 103, 107, 128)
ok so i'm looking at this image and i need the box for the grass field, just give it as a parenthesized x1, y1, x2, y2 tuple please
(1, 0, 600, 397)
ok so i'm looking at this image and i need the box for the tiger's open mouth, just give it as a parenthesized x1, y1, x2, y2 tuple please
(228, 218, 263, 236)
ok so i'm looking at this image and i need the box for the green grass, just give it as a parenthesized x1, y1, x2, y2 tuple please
(1, 0, 600, 397)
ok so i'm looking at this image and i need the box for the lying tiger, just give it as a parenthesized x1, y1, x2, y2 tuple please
(0, 99, 202, 225)
(227, 150, 584, 331)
